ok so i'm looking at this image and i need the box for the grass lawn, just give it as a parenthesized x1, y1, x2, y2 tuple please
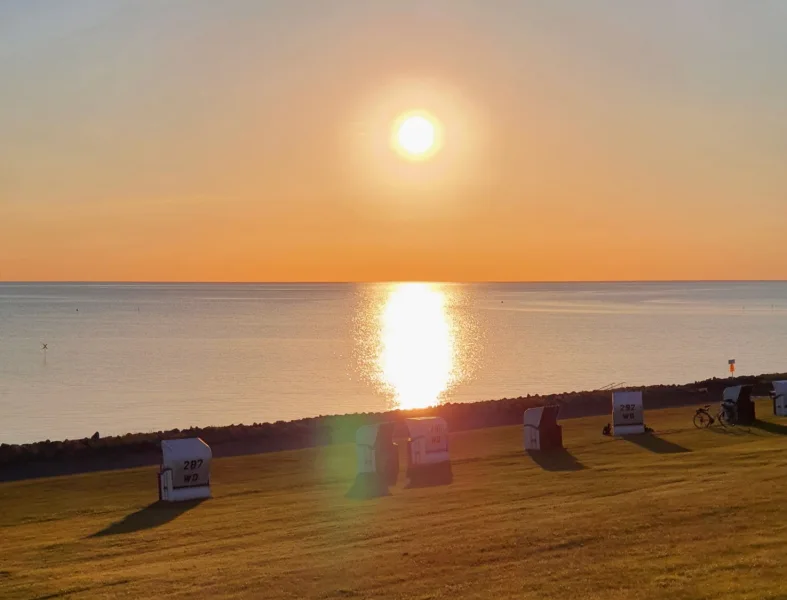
(3, 399, 787, 599)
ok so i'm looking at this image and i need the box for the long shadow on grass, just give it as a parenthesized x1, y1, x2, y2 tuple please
(526, 449, 586, 471)
(623, 434, 690, 454)
(404, 463, 454, 489)
(706, 425, 752, 436)
(749, 419, 787, 436)
(88, 499, 205, 538)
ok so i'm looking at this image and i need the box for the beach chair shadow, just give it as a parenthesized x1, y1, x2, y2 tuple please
(88, 499, 204, 538)
(750, 419, 787, 436)
(404, 463, 453, 489)
(624, 434, 690, 454)
(527, 449, 586, 472)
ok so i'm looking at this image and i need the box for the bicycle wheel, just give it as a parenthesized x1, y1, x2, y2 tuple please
(718, 410, 735, 428)
(693, 411, 711, 429)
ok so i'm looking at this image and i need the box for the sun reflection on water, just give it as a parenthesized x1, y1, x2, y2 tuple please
(379, 283, 454, 409)
(355, 283, 479, 411)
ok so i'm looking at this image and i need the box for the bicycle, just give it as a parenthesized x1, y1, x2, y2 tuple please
(693, 404, 735, 429)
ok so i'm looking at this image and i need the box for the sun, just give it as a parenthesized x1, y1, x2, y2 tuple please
(391, 111, 441, 160)
(397, 116, 434, 155)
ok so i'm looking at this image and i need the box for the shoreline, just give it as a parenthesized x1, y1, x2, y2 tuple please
(1, 372, 784, 483)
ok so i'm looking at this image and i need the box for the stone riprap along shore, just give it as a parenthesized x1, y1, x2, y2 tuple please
(1, 373, 784, 482)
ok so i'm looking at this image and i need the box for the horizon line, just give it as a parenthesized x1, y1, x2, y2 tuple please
(1, 279, 787, 285)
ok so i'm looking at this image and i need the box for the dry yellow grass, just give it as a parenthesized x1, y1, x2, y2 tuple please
(3, 400, 787, 599)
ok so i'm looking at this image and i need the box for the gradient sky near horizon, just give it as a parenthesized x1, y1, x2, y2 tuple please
(1, 1, 786, 282)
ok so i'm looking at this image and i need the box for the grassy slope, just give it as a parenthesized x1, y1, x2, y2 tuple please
(3, 400, 787, 600)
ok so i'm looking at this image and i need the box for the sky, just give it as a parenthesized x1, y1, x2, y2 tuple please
(1, 0, 786, 282)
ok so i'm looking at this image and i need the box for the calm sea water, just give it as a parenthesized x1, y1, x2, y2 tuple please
(1, 282, 786, 444)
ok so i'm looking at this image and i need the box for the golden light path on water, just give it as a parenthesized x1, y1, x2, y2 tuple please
(356, 283, 480, 411)
(379, 283, 454, 409)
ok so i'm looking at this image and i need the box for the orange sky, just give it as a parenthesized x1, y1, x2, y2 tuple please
(1, 1, 786, 282)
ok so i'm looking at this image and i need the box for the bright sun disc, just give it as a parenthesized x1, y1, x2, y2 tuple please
(392, 112, 440, 160)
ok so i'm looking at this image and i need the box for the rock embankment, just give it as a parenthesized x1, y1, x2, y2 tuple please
(1, 374, 783, 482)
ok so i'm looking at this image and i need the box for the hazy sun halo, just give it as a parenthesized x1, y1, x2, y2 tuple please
(392, 112, 439, 160)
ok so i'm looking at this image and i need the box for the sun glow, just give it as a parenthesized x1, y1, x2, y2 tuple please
(391, 111, 441, 160)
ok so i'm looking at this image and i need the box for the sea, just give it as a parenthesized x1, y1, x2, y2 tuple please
(1, 281, 786, 444)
